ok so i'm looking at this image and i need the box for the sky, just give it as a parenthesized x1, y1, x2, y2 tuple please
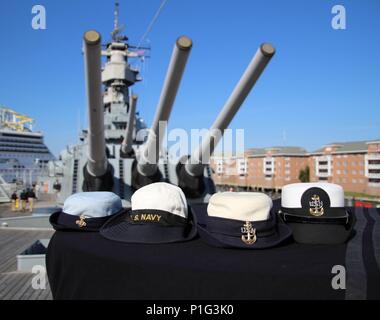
(0, 0, 379, 157)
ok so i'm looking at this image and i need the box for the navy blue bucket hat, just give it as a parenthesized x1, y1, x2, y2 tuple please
(195, 192, 292, 249)
(100, 182, 197, 244)
(49, 192, 124, 232)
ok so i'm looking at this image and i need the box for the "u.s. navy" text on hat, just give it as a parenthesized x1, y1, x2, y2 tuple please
(132, 213, 162, 222)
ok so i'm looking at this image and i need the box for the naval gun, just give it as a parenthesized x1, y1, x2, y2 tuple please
(132, 36, 193, 190)
(82, 30, 114, 191)
(177, 43, 276, 198)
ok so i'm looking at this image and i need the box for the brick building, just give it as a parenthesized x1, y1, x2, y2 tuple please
(211, 146, 308, 192)
(211, 139, 380, 197)
(309, 140, 380, 196)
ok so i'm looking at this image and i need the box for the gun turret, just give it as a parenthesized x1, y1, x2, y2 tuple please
(133, 36, 193, 189)
(82, 30, 113, 191)
(178, 43, 276, 197)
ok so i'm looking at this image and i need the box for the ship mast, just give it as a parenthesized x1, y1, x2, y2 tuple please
(111, 0, 126, 43)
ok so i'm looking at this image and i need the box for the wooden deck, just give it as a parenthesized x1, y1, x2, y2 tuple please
(0, 228, 54, 300)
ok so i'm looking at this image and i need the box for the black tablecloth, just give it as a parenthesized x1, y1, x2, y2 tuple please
(46, 206, 380, 300)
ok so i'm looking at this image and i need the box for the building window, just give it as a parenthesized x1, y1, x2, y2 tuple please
(352, 170, 357, 175)
(263, 157, 275, 176)
(316, 156, 332, 177)
(237, 158, 248, 176)
(369, 178, 380, 183)
(216, 159, 224, 174)
(337, 170, 341, 174)
(352, 179, 357, 184)
(319, 177, 328, 181)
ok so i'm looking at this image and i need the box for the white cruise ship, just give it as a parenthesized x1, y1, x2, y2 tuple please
(0, 107, 55, 185)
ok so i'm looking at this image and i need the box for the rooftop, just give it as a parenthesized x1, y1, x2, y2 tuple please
(246, 146, 308, 157)
(311, 139, 380, 155)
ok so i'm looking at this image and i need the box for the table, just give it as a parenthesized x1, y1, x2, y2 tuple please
(46, 206, 380, 300)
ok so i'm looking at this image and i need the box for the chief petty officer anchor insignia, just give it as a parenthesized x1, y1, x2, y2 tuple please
(76, 214, 87, 228)
(241, 221, 257, 245)
(309, 195, 324, 217)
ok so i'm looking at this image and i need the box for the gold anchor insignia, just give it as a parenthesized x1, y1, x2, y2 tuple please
(241, 221, 257, 245)
(75, 214, 87, 228)
(309, 194, 324, 216)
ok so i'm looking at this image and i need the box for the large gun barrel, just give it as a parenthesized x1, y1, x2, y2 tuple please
(185, 43, 276, 177)
(137, 36, 193, 177)
(82, 30, 113, 191)
(121, 94, 138, 156)
(83, 30, 108, 177)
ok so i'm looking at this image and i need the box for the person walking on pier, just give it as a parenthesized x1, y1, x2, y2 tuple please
(27, 188, 36, 213)
(20, 190, 27, 212)
(11, 191, 18, 212)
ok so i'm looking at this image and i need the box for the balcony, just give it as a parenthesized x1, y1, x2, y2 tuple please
(367, 154, 380, 160)
(368, 173, 380, 179)
(317, 171, 329, 178)
(368, 164, 380, 170)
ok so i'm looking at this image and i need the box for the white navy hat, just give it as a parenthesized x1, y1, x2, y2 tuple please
(100, 182, 197, 244)
(279, 183, 355, 244)
(195, 192, 292, 249)
(49, 192, 123, 231)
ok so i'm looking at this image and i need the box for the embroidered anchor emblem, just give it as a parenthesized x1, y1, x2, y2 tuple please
(241, 221, 257, 245)
(309, 194, 324, 216)
(75, 214, 87, 228)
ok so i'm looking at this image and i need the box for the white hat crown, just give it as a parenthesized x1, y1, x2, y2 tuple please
(63, 192, 122, 218)
(131, 182, 188, 218)
(208, 192, 273, 222)
(281, 182, 344, 208)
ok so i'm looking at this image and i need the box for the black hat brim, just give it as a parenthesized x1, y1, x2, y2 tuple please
(279, 210, 356, 244)
(49, 210, 118, 232)
(100, 208, 198, 244)
(197, 220, 292, 249)
(285, 221, 354, 245)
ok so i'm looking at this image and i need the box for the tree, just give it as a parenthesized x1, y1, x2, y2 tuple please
(299, 166, 310, 183)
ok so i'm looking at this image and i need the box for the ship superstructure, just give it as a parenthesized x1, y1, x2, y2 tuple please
(41, 1, 275, 206)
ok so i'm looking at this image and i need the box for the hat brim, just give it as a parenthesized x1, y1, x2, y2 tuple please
(197, 221, 292, 249)
(49, 210, 118, 232)
(279, 210, 356, 244)
(285, 221, 354, 245)
(100, 208, 198, 244)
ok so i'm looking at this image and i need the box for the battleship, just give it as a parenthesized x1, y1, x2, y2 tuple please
(40, 1, 275, 206)
(0, 107, 54, 186)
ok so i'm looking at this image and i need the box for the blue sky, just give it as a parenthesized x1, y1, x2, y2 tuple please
(0, 0, 379, 157)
